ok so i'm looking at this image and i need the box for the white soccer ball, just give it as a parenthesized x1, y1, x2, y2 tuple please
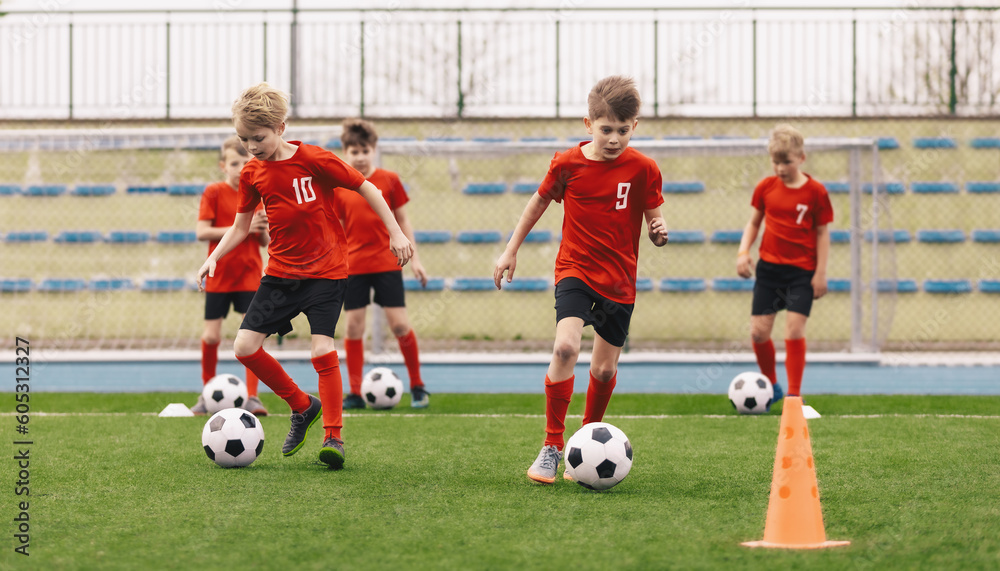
(564, 422, 633, 491)
(202, 373, 248, 414)
(361, 367, 404, 410)
(201, 408, 265, 468)
(728, 371, 774, 414)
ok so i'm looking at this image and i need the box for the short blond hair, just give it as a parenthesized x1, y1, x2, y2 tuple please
(588, 75, 641, 123)
(768, 124, 805, 159)
(231, 82, 288, 130)
(220, 135, 249, 161)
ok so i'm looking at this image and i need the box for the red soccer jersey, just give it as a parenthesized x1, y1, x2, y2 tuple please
(538, 143, 664, 304)
(198, 181, 265, 293)
(751, 174, 834, 271)
(332, 168, 409, 275)
(237, 142, 366, 280)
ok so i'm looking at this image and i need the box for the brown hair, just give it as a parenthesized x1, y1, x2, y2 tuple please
(220, 135, 249, 161)
(768, 124, 805, 159)
(587, 75, 641, 122)
(340, 118, 378, 149)
(231, 82, 288, 130)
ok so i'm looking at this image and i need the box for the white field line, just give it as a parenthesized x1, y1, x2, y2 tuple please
(9, 412, 1000, 419)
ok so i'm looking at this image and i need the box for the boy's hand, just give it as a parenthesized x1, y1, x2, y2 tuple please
(249, 210, 268, 233)
(390, 233, 414, 267)
(736, 252, 753, 279)
(411, 260, 429, 288)
(493, 251, 517, 290)
(648, 217, 668, 247)
(197, 259, 216, 292)
(812, 273, 828, 299)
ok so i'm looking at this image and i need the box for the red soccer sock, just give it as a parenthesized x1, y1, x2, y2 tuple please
(237, 347, 310, 413)
(397, 329, 423, 390)
(543, 375, 574, 450)
(582, 370, 617, 426)
(785, 338, 806, 396)
(313, 351, 343, 441)
(244, 367, 260, 398)
(752, 339, 778, 385)
(201, 340, 219, 383)
(344, 338, 365, 396)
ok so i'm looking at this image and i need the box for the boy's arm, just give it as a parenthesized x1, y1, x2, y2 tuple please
(644, 207, 669, 247)
(250, 209, 269, 247)
(195, 220, 228, 242)
(197, 211, 253, 291)
(354, 180, 413, 267)
(812, 224, 830, 299)
(494, 192, 551, 289)
(393, 205, 428, 287)
(736, 207, 764, 279)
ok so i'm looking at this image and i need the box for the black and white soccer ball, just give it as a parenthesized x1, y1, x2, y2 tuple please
(202, 373, 248, 414)
(563, 422, 633, 491)
(202, 408, 265, 468)
(728, 372, 774, 414)
(361, 367, 403, 410)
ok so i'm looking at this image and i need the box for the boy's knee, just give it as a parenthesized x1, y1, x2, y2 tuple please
(552, 341, 580, 365)
(391, 324, 411, 338)
(590, 365, 616, 383)
(202, 333, 221, 346)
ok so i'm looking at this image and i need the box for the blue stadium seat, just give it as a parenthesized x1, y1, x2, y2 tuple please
(156, 231, 198, 244)
(913, 137, 957, 149)
(462, 182, 506, 195)
(167, 184, 205, 196)
(403, 277, 446, 291)
(426, 137, 465, 143)
(635, 278, 654, 292)
(471, 137, 511, 143)
(0, 184, 20, 195)
(452, 278, 496, 291)
(660, 278, 707, 292)
(877, 279, 918, 293)
(90, 278, 134, 291)
(106, 231, 151, 244)
(6, 231, 48, 243)
(511, 182, 540, 194)
(979, 279, 1000, 293)
(668, 231, 705, 244)
(829, 229, 851, 244)
(456, 230, 502, 244)
(413, 231, 452, 244)
(712, 278, 754, 292)
(72, 184, 116, 196)
(380, 137, 418, 143)
(877, 137, 900, 150)
(38, 278, 87, 292)
(141, 278, 188, 292)
(916, 229, 965, 243)
(661, 181, 705, 194)
(54, 231, 102, 243)
(911, 182, 959, 194)
(503, 278, 549, 292)
(865, 230, 911, 243)
(24, 185, 67, 197)
(827, 279, 851, 292)
(0, 278, 32, 293)
(710, 230, 744, 244)
(863, 182, 906, 195)
(971, 229, 1000, 243)
(969, 137, 1000, 149)
(514, 230, 552, 244)
(325, 138, 342, 149)
(923, 279, 972, 294)
(823, 181, 850, 194)
(966, 182, 1000, 194)
(127, 185, 168, 194)
(520, 137, 559, 142)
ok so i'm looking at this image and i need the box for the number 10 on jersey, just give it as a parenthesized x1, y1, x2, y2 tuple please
(293, 177, 316, 204)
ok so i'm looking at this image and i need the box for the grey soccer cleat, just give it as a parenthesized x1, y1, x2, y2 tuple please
(410, 386, 430, 409)
(527, 444, 562, 484)
(282, 395, 322, 457)
(190, 394, 208, 415)
(319, 437, 346, 470)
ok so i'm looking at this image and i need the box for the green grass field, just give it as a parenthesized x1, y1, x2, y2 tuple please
(4, 393, 999, 570)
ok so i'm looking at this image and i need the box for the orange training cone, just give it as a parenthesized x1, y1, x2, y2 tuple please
(742, 397, 850, 549)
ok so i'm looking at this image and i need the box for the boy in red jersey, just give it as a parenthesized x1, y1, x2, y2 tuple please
(332, 118, 432, 409)
(197, 83, 413, 469)
(736, 124, 832, 405)
(493, 75, 669, 484)
(190, 136, 270, 417)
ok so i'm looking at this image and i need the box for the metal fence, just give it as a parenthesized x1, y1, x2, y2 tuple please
(1, 6, 998, 120)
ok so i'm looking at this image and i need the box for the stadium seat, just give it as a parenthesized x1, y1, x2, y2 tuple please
(167, 184, 205, 196)
(913, 137, 957, 149)
(141, 278, 188, 292)
(923, 279, 972, 294)
(325, 138, 342, 149)
(667, 230, 705, 244)
(659, 278, 707, 292)
(127, 185, 168, 194)
(877, 137, 900, 150)
(877, 279, 918, 293)
(24, 185, 67, 196)
(0, 184, 20, 195)
(710, 230, 744, 244)
(38, 278, 87, 292)
(916, 229, 965, 243)
(403, 277, 446, 291)
(911, 182, 959, 194)
(6, 231, 48, 243)
(511, 182, 540, 194)
(661, 181, 705, 194)
(156, 231, 198, 244)
(827, 279, 851, 292)
(503, 278, 549, 291)
(413, 230, 452, 244)
(829, 229, 851, 244)
(712, 278, 754, 292)
(462, 182, 506, 195)
(966, 182, 1000, 194)
(971, 229, 1000, 243)
(823, 181, 850, 194)
(90, 278, 134, 291)
(969, 137, 1000, 149)
(452, 278, 496, 291)
(72, 184, 116, 196)
(979, 279, 1000, 293)
(426, 136, 465, 143)
(519, 137, 559, 142)
(106, 231, 151, 244)
(0, 278, 32, 293)
(635, 278, 654, 292)
(865, 230, 911, 243)
(511, 230, 552, 243)
(863, 182, 906, 195)
(471, 137, 511, 143)
(54, 231, 101, 243)
(456, 230, 502, 244)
